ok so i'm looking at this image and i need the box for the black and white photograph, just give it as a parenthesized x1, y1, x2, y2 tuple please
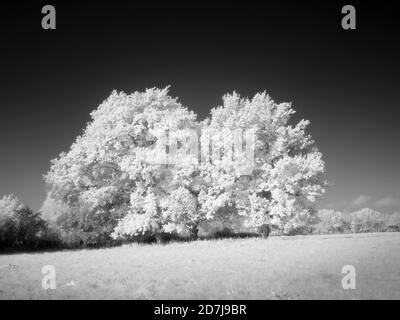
(0, 1, 399, 306)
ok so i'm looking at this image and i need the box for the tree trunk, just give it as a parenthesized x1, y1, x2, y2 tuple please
(155, 233, 164, 244)
(189, 225, 199, 241)
(258, 224, 271, 239)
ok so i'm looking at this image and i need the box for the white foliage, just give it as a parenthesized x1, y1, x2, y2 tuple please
(0, 194, 22, 226)
(44, 87, 327, 237)
(200, 91, 327, 232)
(161, 187, 199, 228)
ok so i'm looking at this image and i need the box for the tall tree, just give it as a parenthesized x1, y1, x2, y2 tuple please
(45, 87, 198, 242)
(199, 91, 327, 234)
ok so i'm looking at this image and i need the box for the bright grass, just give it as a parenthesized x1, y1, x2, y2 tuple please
(1, 232, 399, 299)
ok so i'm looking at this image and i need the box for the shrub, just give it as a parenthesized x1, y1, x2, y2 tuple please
(54, 206, 120, 248)
(0, 194, 61, 251)
(12, 206, 49, 247)
(0, 194, 22, 248)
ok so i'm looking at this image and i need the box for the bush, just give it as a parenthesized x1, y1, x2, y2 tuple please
(53, 207, 119, 248)
(0, 194, 61, 251)
(0, 207, 56, 250)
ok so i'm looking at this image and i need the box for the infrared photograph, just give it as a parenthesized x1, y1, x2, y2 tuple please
(0, 0, 399, 310)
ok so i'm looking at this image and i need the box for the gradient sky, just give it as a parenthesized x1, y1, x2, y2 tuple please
(1, 1, 399, 213)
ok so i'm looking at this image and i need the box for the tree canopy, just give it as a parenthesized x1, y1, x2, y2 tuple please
(43, 87, 327, 241)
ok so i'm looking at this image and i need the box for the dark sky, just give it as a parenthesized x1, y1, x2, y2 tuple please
(0, 1, 399, 213)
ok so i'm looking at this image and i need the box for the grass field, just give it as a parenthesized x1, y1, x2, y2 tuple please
(1, 232, 399, 299)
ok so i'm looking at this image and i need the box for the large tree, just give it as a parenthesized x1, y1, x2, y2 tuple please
(44, 87, 199, 243)
(198, 91, 327, 234)
(44, 87, 327, 242)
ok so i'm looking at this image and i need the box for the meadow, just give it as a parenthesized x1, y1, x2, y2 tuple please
(1, 232, 399, 299)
